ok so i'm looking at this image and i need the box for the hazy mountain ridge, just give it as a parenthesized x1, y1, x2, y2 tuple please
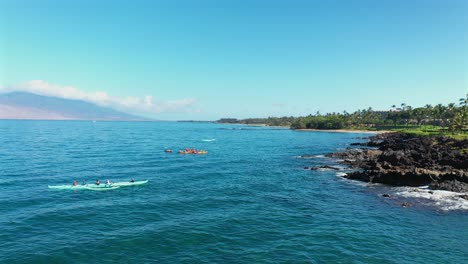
(0, 92, 149, 121)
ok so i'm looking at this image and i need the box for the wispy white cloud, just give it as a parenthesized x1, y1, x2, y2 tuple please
(1, 80, 198, 115)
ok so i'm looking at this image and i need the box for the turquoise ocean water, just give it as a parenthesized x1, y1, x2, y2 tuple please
(0, 121, 466, 263)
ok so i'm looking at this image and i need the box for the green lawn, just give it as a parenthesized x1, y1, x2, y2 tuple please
(341, 125, 467, 139)
(379, 125, 467, 139)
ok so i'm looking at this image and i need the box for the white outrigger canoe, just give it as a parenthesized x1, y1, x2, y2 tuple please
(48, 180, 148, 190)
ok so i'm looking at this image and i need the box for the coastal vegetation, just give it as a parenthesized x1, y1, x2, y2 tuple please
(218, 94, 468, 138)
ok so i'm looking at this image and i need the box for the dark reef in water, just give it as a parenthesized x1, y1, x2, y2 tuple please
(328, 133, 468, 193)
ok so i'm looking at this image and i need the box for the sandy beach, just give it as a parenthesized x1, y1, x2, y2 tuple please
(293, 129, 392, 134)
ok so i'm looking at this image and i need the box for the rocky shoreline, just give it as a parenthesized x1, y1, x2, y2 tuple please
(327, 133, 468, 193)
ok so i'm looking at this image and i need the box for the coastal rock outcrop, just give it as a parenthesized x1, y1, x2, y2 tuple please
(329, 133, 468, 192)
(304, 165, 343, 171)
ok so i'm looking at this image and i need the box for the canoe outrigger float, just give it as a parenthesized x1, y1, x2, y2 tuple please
(110, 180, 148, 187)
(48, 180, 148, 191)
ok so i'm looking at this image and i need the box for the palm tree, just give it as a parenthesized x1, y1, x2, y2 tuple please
(457, 94, 468, 133)
(449, 111, 466, 133)
(459, 94, 468, 107)
(413, 108, 425, 126)
(433, 104, 445, 127)
(447, 103, 456, 118)
(403, 105, 413, 126)
(423, 104, 434, 129)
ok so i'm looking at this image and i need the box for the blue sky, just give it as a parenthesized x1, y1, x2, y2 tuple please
(1, 0, 467, 120)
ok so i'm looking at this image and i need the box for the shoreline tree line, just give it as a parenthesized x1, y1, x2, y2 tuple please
(217, 94, 467, 133)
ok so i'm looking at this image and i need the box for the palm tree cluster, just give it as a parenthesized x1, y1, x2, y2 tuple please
(288, 94, 467, 132)
(289, 107, 383, 129)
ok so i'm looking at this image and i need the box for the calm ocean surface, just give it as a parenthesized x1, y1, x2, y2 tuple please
(0, 121, 466, 263)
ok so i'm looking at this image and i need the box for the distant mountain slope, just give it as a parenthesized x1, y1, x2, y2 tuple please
(0, 92, 149, 120)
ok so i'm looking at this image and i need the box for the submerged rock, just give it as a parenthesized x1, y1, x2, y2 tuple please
(401, 202, 412, 208)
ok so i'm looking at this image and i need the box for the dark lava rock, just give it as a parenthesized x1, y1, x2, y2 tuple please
(382, 194, 391, 198)
(328, 133, 468, 192)
(430, 179, 468, 193)
(350, 142, 369, 146)
(309, 165, 342, 171)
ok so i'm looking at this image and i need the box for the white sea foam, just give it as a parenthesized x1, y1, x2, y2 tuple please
(335, 173, 369, 187)
(394, 187, 468, 211)
(294, 154, 326, 159)
(338, 176, 468, 211)
(294, 155, 312, 159)
(201, 139, 216, 142)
